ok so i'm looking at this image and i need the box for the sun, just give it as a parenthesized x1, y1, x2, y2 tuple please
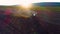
(20, 0, 32, 8)
(21, 3, 30, 8)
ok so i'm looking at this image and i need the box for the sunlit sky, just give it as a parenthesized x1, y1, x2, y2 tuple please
(0, 0, 60, 5)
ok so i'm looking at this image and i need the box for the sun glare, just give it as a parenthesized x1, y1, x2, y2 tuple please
(20, 0, 32, 8)
(21, 3, 31, 8)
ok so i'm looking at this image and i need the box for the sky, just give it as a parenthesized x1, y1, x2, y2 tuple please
(0, 0, 60, 5)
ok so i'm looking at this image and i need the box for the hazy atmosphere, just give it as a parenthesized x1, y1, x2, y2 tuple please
(0, 0, 60, 34)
